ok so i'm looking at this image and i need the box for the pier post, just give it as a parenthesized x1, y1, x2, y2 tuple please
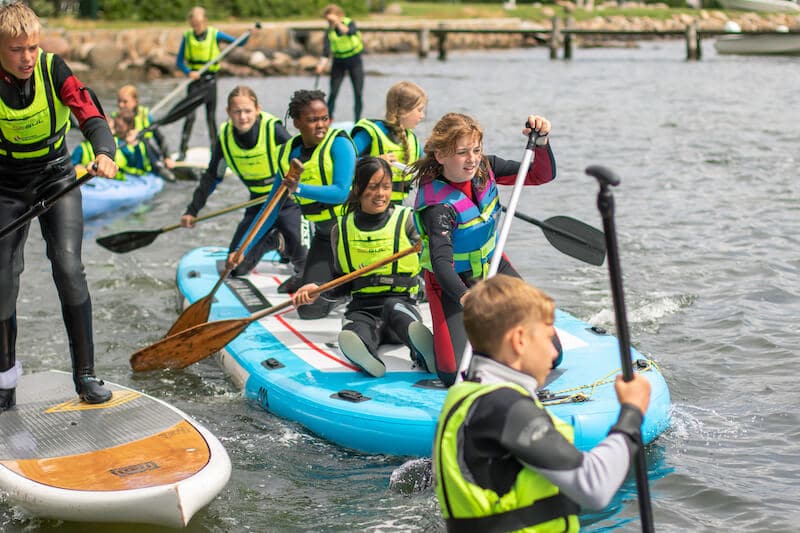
(437, 24, 448, 61)
(418, 28, 430, 59)
(686, 22, 700, 60)
(564, 16, 574, 60)
(549, 16, 562, 60)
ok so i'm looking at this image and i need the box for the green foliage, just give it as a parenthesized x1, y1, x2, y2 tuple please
(94, 0, 367, 21)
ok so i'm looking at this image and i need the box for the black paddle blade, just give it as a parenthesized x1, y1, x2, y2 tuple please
(96, 229, 163, 253)
(541, 216, 606, 266)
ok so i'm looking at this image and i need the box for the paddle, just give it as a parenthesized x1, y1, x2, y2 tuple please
(0, 166, 93, 242)
(135, 77, 216, 140)
(131, 241, 422, 372)
(149, 23, 261, 119)
(390, 162, 605, 266)
(586, 164, 654, 533)
(96, 194, 270, 253)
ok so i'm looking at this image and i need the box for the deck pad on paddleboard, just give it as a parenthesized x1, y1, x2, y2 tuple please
(0, 371, 230, 527)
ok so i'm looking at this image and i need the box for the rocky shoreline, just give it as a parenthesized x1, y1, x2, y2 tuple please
(40, 8, 799, 81)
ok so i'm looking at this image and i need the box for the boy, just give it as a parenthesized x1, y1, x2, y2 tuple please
(434, 275, 651, 531)
(0, 2, 118, 409)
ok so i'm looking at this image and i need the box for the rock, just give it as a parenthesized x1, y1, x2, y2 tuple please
(225, 47, 252, 66)
(270, 51, 294, 75)
(248, 50, 272, 71)
(297, 54, 320, 72)
(40, 35, 71, 58)
(86, 42, 124, 71)
(65, 60, 90, 72)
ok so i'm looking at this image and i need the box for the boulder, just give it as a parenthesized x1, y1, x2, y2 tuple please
(86, 42, 124, 71)
(40, 35, 71, 58)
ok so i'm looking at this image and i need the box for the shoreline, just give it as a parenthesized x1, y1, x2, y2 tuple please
(41, 11, 800, 81)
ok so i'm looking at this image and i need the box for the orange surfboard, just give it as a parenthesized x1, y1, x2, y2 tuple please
(0, 371, 230, 527)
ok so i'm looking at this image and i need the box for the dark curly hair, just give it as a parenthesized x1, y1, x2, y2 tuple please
(287, 89, 327, 119)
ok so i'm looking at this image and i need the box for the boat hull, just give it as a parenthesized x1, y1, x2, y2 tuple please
(81, 173, 164, 220)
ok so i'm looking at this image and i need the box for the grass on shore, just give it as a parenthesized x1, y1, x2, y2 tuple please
(46, 2, 737, 31)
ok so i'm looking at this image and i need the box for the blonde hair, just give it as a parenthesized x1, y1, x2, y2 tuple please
(384, 81, 426, 165)
(227, 85, 259, 108)
(462, 275, 555, 357)
(410, 112, 488, 188)
(0, 2, 41, 41)
(187, 6, 207, 22)
(118, 84, 138, 102)
(322, 4, 345, 17)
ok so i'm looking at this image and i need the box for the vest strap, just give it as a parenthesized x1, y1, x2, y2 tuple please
(350, 274, 417, 292)
(445, 494, 580, 533)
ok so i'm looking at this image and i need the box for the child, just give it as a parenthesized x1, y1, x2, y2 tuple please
(314, 4, 365, 121)
(180, 85, 306, 284)
(115, 84, 175, 181)
(351, 81, 426, 204)
(175, 6, 248, 159)
(412, 112, 559, 386)
(229, 89, 356, 319)
(0, 2, 118, 409)
(113, 109, 160, 179)
(292, 157, 434, 377)
(434, 275, 652, 530)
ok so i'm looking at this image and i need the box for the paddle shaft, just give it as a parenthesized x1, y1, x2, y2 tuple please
(589, 165, 654, 533)
(0, 170, 92, 242)
(455, 129, 539, 380)
(158, 194, 270, 234)
(150, 24, 258, 117)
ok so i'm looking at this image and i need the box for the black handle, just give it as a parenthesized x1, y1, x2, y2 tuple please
(585, 164, 620, 188)
(523, 121, 540, 151)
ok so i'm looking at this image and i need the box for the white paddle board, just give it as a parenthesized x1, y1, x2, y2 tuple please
(0, 371, 230, 527)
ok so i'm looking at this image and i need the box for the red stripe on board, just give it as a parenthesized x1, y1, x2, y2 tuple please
(272, 311, 360, 371)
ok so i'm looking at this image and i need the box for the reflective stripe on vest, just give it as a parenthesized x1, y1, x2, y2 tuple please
(118, 139, 151, 175)
(220, 112, 280, 195)
(184, 28, 221, 72)
(0, 50, 70, 159)
(414, 172, 499, 279)
(336, 205, 420, 295)
(278, 128, 351, 223)
(434, 381, 580, 533)
(351, 119, 419, 202)
(328, 18, 364, 59)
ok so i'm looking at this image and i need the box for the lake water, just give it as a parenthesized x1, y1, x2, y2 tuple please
(2, 39, 799, 531)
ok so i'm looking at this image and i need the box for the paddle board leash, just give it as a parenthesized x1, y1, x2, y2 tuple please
(586, 164, 655, 533)
(0, 164, 95, 242)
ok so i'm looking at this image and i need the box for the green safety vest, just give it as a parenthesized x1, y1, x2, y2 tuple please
(328, 18, 364, 59)
(336, 205, 420, 296)
(77, 139, 127, 180)
(435, 381, 581, 532)
(184, 27, 221, 72)
(278, 127, 352, 223)
(219, 112, 281, 195)
(351, 119, 419, 202)
(0, 49, 70, 159)
(111, 106, 154, 139)
(118, 138, 152, 176)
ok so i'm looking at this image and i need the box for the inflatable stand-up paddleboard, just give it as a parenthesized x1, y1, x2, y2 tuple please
(0, 371, 230, 527)
(176, 247, 671, 457)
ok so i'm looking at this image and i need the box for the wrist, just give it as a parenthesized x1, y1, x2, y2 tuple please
(534, 133, 549, 146)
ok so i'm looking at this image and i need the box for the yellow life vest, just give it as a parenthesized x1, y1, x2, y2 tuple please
(328, 17, 364, 59)
(219, 112, 281, 195)
(336, 205, 420, 296)
(351, 119, 419, 202)
(0, 49, 70, 159)
(184, 27, 221, 72)
(435, 381, 581, 532)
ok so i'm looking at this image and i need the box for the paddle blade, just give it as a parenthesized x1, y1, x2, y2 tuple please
(96, 229, 163, 253)
(166, 296, 213, 337)
(130, 317, 251, 371)
(541, 216, 607, 266)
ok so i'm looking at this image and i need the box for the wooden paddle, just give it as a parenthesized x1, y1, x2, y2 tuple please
(164, 159, 303, 337)
(131, 241, 422, 372)
(96, 194, 270, 253)
(586, 164, 654, 533)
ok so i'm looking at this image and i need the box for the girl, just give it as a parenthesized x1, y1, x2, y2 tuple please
(351, 80, 426, 205)
(231, 89, 356, 319)
(116, 84, 174, 180)
(292, 157, 434, 377)
(412, 112, 559, 386)
(180, 86, 307, 282)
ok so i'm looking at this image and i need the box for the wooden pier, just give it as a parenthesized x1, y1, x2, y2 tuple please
(290, 21, 800, 61)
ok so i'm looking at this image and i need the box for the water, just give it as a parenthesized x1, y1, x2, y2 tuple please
(3, 40, 799, 531)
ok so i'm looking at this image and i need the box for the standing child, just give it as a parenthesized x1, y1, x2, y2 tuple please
(315, 4, 365, 122)
(175, 6, 248, 160)
(0, 2, 119, 408)
(292, 157, 434, 377)
(351, 81, 426, 205)
(115, 84, 175, 181)
(180, 85, 307, 283)
(434, 275, 651, 530)
(412, 112, 558, 386)
(230, 89, 356, 319)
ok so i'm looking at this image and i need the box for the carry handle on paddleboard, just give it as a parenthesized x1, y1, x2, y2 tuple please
(586, 164, 654, 533)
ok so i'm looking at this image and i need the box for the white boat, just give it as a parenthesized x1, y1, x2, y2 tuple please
(715, 32, 800, 55)
(717, 0, 800, 12)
